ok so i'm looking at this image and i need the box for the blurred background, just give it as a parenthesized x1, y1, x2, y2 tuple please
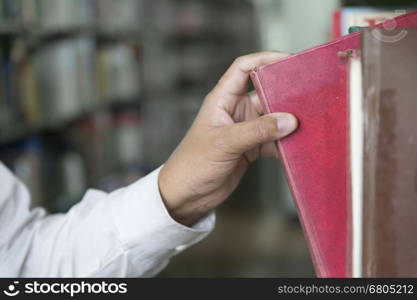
(1, 0, 416, 277)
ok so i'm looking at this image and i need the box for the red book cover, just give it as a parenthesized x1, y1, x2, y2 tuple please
(250, 11, 417, 277)
(331, 10, 342, 40)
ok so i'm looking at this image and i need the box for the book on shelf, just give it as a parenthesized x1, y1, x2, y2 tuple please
(251, 10, 417, 277)
(348, 28, 417, 278)
(96, 0, 142, 31)
(13, 138, 43, 208)
(0, 43, 20, 127)
(36, 39, 85, 125)
(37, 0, 94, 29)
(1, 0, 143, 30)
(19, 55, 41, 125)
(96, 43, 141, 102)
(0, 0, 21, 26)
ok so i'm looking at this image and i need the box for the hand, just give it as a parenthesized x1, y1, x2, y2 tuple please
(159, 51, 298, 226)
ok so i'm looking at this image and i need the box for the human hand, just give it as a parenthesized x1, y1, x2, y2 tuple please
(159, 52, 298, 226)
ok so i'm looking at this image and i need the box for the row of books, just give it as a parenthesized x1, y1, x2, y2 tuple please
(0, 0, 142, 30)
(0, 111, 145, 212)
(0, 38, 141, 134)
(1, 0, 145, 212)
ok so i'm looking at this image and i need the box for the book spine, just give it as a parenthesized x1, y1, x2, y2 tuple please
(250, 69, 272, 115)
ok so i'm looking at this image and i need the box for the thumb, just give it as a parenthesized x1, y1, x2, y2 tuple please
(226, 113, 298, 154)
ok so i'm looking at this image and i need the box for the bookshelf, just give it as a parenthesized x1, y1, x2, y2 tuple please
(0, 23, 20, 36)
(0, 0, 144, 211)
(1, 0, 315, 277)
(0, 99, 141, 144)
(0, 23, 142, 145)
(0, 25, 142, 44)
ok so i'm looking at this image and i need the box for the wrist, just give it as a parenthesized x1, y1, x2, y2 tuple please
(158, 164, 205, 227)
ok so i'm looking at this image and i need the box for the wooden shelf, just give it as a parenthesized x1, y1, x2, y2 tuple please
(0, 24, 22, 36)
(0, 24, 142, 44)
(0, 98, 141, 145)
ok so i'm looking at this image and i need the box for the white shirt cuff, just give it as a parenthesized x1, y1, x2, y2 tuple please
(108, 166, 215, 256)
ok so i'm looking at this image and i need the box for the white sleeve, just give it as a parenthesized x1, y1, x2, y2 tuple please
(0, 163, 215, 277)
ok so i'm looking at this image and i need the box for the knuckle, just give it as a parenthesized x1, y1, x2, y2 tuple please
(233, 55, 245, 66)
(232, 53, 257, 66)
(232, 56, 241, 64)
(204, 90, 215, 103)
(253, 121, 270, 143)
(206, 89, 220, 102)
(254, 118, 276, 142)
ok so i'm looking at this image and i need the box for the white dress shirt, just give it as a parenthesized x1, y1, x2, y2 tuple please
(0, 163, 215, 277)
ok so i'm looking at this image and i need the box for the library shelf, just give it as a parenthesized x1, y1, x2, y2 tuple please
(0, 98, 142, 146)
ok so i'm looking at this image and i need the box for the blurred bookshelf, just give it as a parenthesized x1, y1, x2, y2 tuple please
(1, 0, 316, 277)
(0, 0, 143, 211)
(140, 0, 314, 277)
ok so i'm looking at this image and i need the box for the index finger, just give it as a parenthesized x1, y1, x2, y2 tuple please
(214, 51, 290, 97)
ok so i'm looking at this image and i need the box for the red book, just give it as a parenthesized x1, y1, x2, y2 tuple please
(331, 10, 342, 40)
(250, 11, 417, 277)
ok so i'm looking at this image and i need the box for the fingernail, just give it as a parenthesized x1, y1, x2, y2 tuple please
(276, 113, 298, 135)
